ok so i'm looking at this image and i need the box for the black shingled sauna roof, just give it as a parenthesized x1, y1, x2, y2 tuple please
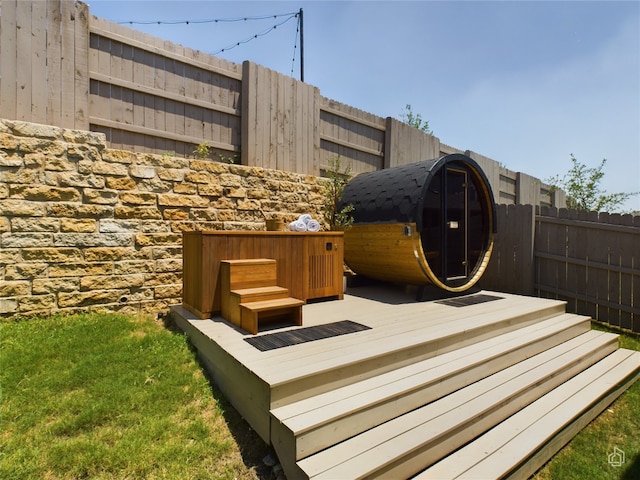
(339, 153, 496, 231)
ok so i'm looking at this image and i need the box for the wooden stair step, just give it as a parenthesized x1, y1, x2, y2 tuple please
(266, 301, 568, 408)
(232, 286, 289, 302)
(418, 348, 640, 479)
(240, 297, 305, 335)
(271, 313, 590, 462)
(296, 330, 619, 480)
(241, 297, 305, 312)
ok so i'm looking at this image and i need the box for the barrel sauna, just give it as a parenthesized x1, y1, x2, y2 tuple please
(338, 153, 496, 292)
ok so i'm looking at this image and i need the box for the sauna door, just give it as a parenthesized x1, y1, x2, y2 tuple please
(421, 165, 472, 284)
(445, 168, 468, 280)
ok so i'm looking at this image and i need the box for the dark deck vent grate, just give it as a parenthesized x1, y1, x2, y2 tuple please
(436, 294, 504, 307)
(245, 320, 371, 351)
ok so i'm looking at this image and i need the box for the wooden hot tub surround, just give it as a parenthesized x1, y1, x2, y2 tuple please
(182, 231, 344, 320)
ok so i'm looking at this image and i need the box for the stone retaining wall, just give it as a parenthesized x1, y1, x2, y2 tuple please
(0, 119, 327, 319)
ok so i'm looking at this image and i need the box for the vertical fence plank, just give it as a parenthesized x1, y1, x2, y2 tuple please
(280, 71, 289, 170)
(121, 36, 135, 152)
(292, 75, 301, 173)
(478, 204, 502, 292)
(46, 0, 63, 125)
(520, 204, 536, 295)
(536, 208, 556, 300)
(15, 0, 31, 121)
(109, 36, 123, 149)
(311, 86, 320, 176)
(163, 40, 179, 156)
(31, 0, 47, 123)
(501, 205, 518, 293)
(564, 209, 580, 313)
(596, 212, 612, 324)
(497, 205, 515, 293)
(0, 0, 17, 118)
(143, 33, 157, 152)
(154, 35, 167, 152)
(619, 214, 635, 330)
(633, 216, 640, 333)
(256, 62, 268, 167)
(59, 0, 76, 128)
(241, 60, 255, 166)
(182, 46, 199, 149)
(609, 214, 623, 328)
(74, 1, 89, 129)
(578, 210, 598, 319)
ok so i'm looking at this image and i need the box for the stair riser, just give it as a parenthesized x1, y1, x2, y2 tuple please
(235, 291, 289, 303)
(361, 338, 619, 480)
(271, 303, 568, 407)
(289, 320, 590, 460)
(221, 259, 278, 290)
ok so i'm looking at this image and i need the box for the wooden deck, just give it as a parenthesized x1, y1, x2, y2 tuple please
(170, 283, 640, 480)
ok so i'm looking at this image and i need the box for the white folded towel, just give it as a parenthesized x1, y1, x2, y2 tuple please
(307, 219, 321, 232)
(298, 214, 313, 225)
(289, 220, 308, 232)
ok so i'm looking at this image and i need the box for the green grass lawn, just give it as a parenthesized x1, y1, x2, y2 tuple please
(0, 313, 270, 480)
(1, 314, 638, 479)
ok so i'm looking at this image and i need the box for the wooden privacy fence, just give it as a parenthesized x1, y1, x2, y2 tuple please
(0, 0, 561, 207)
(481, 205, 640, 333)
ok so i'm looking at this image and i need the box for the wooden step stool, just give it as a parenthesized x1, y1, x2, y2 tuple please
(220, 259, 304, 335)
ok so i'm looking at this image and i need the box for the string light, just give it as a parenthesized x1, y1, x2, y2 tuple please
(212, 13, 298, 55)
(118, 12, 299, 26)
(118, 11, 301, 68)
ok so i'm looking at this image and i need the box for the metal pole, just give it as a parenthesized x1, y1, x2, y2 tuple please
(299, 8, 304, 82)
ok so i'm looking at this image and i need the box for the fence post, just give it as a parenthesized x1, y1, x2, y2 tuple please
(520, 204, 536, 295)
(384, 117, 440, 169)
(71, 0, 90, 130)
(516, 172, 539, 206)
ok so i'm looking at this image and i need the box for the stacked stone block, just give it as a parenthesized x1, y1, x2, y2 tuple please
(0, 119, 327, 319)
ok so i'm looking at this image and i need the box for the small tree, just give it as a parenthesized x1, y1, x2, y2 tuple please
(399, 104, 432, 134)
(323, 155, 355, 231)
(547, 154, 638, 213)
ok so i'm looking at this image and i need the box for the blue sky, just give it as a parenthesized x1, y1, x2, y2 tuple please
(88, 1, 640, 212)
